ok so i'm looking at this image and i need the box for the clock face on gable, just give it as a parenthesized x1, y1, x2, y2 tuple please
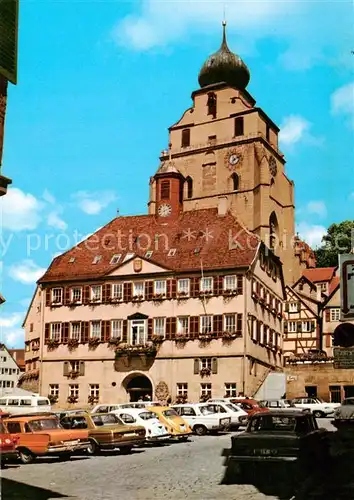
(225, 149, 242, 171)
(158, 203, 172, 217)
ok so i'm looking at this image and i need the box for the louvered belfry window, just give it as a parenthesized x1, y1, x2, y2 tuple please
(160, 180, 170, 200)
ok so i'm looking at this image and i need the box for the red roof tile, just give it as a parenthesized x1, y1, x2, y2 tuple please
(39, 209, 260, 283)
(328, 276, 340, 296)
(9, 349, 25, 371)
(302, 267, 336, 283)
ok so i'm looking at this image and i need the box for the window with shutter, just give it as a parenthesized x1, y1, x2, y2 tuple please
(193, 358, 200, 374)
(325, 309, 330, 322)
(46, 289, 51, 307)
(236, 314, 242, 334)
(62, 323, 69, 343)
(79, 361, 85, 376)
(122, 320, 128, 343)
(237, 275, 243, 294)
(124, 282, 133, 302)
(44, 324, 50, 344)
(63, 361, 70, 376)
(64, 288, 71, 305)
(212, 358, 218, 374)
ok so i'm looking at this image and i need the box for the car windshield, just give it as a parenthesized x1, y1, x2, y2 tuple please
(162, 409, 178, 418)
(29, 419, 62, 431)
(226, 404, 239, 412)
(37, 399, 50, 406)
(92, 414, 123, 426)
(139, 411, 156, 420)
(249, 415, 298, 432)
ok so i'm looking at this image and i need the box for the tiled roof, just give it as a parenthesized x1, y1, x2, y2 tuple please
(303, 267, 336, 283)
(328, 276, 340, 296)
(9, 349, 25, 370)
(39, 209, 260, 283)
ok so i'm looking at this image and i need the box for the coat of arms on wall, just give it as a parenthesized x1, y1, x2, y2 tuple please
(133, 259, 142, 273)
(155, 381, 169, 401)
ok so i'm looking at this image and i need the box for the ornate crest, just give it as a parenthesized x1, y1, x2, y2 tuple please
(155, 381, 169, 401)
(133, 259, 142, 273)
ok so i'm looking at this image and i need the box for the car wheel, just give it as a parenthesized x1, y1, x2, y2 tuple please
(194, 425, 207, 436)
(19, 449, 35, 464)
(119, 446, 133, 454)
(87, 439, 99, 455)
(313, 410, 324, 418)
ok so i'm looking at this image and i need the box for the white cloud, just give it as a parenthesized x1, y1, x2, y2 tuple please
(8, 260, 46, 285)
(0, 312, 24, 328)
(73, 191, 117, 215)
(2, 328, 24, 348)
(296, 222, 327, 249)
(305, 201, 327, 219)
(331, 82, 354, 128)
(42, 189, 56, 205)
(47, 211, 68, 231)
(0, 188, 43, 231)
(279, 115, 310, 146)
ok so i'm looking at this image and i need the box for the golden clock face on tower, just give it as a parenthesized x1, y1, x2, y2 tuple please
(158, 203, 172, 217)
(225, 149, 242, 171)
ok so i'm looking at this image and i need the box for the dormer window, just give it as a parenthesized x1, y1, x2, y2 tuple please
(181, 129, 190, 148)
(92, 255, 102, 265)
(110, 254, 121, 265)
(207, 92, 217, 118)
(168, 248, 176, 257)
(160, 180, 170, 200)
(235, 117, 244, 137)
(145, 251, 153, 258)
(123, 253, 135, 262)
(69, 257, 75, 263)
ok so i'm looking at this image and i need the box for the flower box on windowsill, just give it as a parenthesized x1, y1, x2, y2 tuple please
(175, 334, 190, 343)
(48, 394, 58, 405)
(108, 337, 121, 346)
(199, 333, 212, 342)
(115, 343, 157, 357)
(199, 290, 213, 297)
(151, 335, 165, 344)
(89, 298, 101, 304)
(132, 295, 144, 302)
(152, 293, 166, 301)
(67, 395, 78, 404)
(110, 297, 122, 303)
(175, 395, 188, 404)
(68, 338, 80, 350)
(69, 299, 81, 307)
(88, 395, 99, 405)
(46, 339, 60, 349)
(223, 289, 238, 296)
(222, 331, 238, 340)
(177, 291, 188, 299)
(88, 337, 101, 347)
(199, 394, 210, 403)
(200, 368, 211, 377)
(69, 370, 80, 379)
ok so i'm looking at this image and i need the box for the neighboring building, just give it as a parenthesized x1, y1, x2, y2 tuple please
(0, 344, 21, 395)
(285, 267, 354, 402)
(9, 349, 25, 373)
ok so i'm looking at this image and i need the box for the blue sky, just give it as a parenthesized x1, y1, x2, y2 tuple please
(1, 0, 353, 348)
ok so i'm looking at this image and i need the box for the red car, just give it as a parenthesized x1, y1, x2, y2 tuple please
(0, 412, 17, 466)
(231, 399, 269, 425)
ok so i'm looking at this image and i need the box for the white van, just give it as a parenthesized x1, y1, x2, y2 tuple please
(0, 394, 51, 415)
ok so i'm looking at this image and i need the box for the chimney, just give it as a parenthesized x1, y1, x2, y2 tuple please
(218, 196, 228, 217)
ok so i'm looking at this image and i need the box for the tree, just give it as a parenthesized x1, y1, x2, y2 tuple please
(314, 221, 354, 268)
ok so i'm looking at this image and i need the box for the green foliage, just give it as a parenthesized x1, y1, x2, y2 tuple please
(315, 221, 354, 267)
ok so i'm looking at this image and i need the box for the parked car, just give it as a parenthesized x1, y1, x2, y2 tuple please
(230, 399, 269, 425)
(291, 397, 339, 417)
(202, 402, 247, 430)
(147, 406, 192, 441)
(172, 403, 231, 435)
(54, 409, 87, 420)
(112, 408, 170, 442)
(91, 402, 162, 414)
(0, 395, 51, 415)
(259, 399, 306, 413)
(4, 413, 89, 464)
(60, 412, 146, 454)
(222, 411, 329, 482)
(0, 412, 18, 466)
(332, 397, 354, 427)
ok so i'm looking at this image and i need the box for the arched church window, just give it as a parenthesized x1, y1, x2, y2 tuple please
(231, 173, 239, 191)
(207, 92, 217, 118)
(186, 177, 193, 199)
(269, 211, 279, 250)
(181, 129, 190, 148)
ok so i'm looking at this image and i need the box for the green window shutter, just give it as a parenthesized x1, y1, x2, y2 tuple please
(0, 0, 19, 84)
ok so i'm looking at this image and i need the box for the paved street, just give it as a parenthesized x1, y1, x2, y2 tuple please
(2, 420, 337, 500)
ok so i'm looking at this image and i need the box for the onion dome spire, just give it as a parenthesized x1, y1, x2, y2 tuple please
(198, 21, 250, 91)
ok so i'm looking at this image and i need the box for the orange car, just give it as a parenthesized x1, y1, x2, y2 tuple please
(4, 413, 89, 464)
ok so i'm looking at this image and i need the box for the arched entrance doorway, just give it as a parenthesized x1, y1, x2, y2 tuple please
(122, 373, 153, 402)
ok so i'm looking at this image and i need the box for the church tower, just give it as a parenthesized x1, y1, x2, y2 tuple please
(148, 22, 315, 283)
